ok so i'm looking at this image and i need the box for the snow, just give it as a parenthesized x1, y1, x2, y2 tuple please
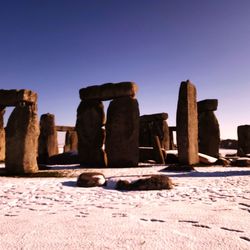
(0, 163, 249, 250)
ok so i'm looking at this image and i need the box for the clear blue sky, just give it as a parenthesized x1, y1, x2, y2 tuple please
(0, 0, 249, 139)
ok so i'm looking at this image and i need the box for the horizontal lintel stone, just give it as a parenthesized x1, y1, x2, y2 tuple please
(79, 82, 138, 101)
(140, 113, 168, 122)
(55, 125, 75, 132)
(0, 89, 37, 107)
(198, 99, 218, 112)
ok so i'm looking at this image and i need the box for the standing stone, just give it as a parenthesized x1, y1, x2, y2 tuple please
(106, 97, 139, 167)
(38, 113, 58, 164)
(0, 107, 5, 162)
(198, 99, 220, 158)
(176, 80, 199, 165)
(5, 103, 39, 174)
(237, 125, 250, 156)
(139, 113, 170, 150)
(64, 130, 78, 152)
(76, 100, 106, 167)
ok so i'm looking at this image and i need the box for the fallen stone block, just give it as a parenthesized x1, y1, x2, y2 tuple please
(77, 172, 106, 187)
(116, 175, 173, 191)
(198, 153, 217, 165)
(231, 158, 250, 167)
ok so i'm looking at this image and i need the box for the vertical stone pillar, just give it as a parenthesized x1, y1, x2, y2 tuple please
(198, 99, 220, 157)
(169, 126, 176, 150)
(76, 100, 106, 167)
(237, 125, 250, 156)
(106, 97, 139, 167)
(139, 113, 169, 150)
(5, 103, 39, 174)
(0, 107, 5, 162)
(38, 113, 58, 164)
(64, 130, 78, 152)
(176, 80, 199, 165)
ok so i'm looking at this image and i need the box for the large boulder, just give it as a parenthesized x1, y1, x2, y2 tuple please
(5, 103, 39, 174)
(176, 80, 199, 165)
(106, 97, 139, 167)
(77, 172, 106, 187)
(38, 113, 59, 164)
(79, 82, 138, 101)
(76, 100, 107, 167)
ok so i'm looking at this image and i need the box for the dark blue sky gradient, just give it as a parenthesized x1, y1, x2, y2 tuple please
(0, 0, 250, 139)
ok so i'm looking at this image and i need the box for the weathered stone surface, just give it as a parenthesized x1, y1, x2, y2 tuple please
(38, 113, 59, 164)
(139, 147, 166, 163)
(215, 157, 231, 166)
(198, 153, 217, 165)
(220, 139, 238, 149)
(198, 111, 220, 157)
(76, 100, 107, 167)
(106, 97, 139, 167)
(79, 82, 138, 101)
(237, 125, 250, 156)
(197, 99, 218, 112)
(5, 104, 39, 174)
(139, 117, 170, 150)
(0, 108, 5, 161)
(176, 80, 199, 165)
(169, 126, 177, 150)
(77, 172, 106, 187)
(152, 135, 165, 164)
(232, 158, 250, 167)
(48, 151, 79, 165)
(55, 125, 75, 132)
(0, 89, 37, 107)
(140, 113, 168, 122)
(64, 131, 78, 152)
(116, 175, 173, 191)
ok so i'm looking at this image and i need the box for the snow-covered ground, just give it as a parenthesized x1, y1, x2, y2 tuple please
(0, 162, 249, 250)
